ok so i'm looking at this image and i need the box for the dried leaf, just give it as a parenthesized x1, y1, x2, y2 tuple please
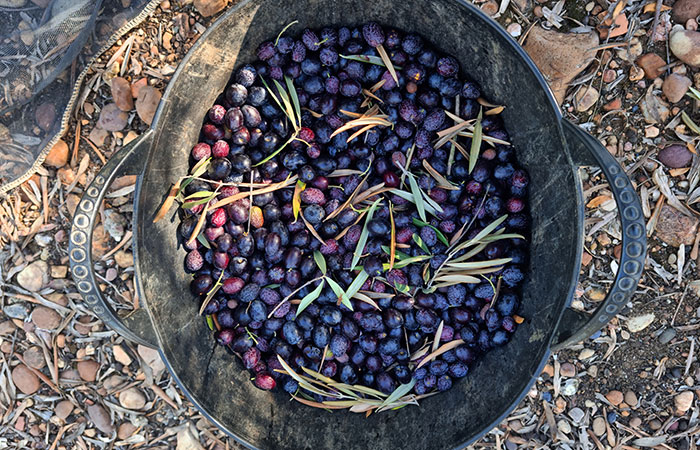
(153, 180, 180, 223)
(416, 339, 466, 369)
(376, 44, 398, 83)
(469, 109, 483, 174)
(210, 176, 297, 209)
(389, 203, 396, 270)
(432, 321, 444, 352)
(422, 159, 458, 190)
(293, 180, 306, 220)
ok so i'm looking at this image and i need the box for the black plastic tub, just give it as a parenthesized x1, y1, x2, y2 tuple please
(69, 1, 646, 448)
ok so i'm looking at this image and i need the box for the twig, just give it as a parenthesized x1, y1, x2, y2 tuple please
(648, 0, 663, 49)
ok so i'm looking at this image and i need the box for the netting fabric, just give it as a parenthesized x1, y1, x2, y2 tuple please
(0, 0, 159, 193)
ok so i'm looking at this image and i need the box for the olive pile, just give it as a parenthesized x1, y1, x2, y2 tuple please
(178, 22, 529, 399)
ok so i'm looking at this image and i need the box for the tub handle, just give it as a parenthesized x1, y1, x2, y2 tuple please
(551, 120, 647, 350)
(69, 131, 159, 348)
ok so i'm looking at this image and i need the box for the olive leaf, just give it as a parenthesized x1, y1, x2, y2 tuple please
(325, 277, 354, 310)
(412, 233, 431, 255)
(351, 197, 382, 269)
(380, 379, 416, 408)
(345, 270, 370, 302)
(275, 20, 298, 46)
(313, 250, 327, 274)
(416, 339, 466, 369)
(339, 54, 403, 70)
(406, 171, 426, 221)
(296, 279, 326, 315)
(389, 202, 396, 270)
(412, 218, 449, 246)
(469, 108, 483, 174)
(293, 180, 306, 220)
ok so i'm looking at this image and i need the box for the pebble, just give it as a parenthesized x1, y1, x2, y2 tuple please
(138, 345, 166, 375)
(31, 306, 61, 330)
(34, 233, 53, 247)
(588, 288, 606, 301)
(560, 362, 576, 377)
(641, 88, 670, 124)
(35, 103, 56, 132)
(649, 418, 663, 430)
(592, 416, 606, 436)
(670, 27, 700, 67)
(578, 348, 595, 360)
(114, 250, 133, 268)
(656, 204, 699, 246)
(675, 391, 694, 414)
(113, 345, 133, 366)
(176, 426, 204, 450)
(659, 327, 677, 344)
(118, 422, 137, 440)
(111, 77, 134, 111)
(0, 320, 16, 335)
(662, 73, 692, 103)
(103, 209, 126, 242)
(130, 78, 148, 98)
(17, 261, 49, 292)
(51, 265, 68, 279)
(627, 313, 655, 332)
(119, 387, 146, 410)
(54, 400, 73, 420)
(135, 86, 162, 125)
(602, 69, 616, 82)
(624, 390, 638, 407)
(87, 403, 115, 434)
(575, 86, 600, 112)
(629, 417, 642, 428)
(88, 127, 109, 147)
(193, 0, 227, 17)
(23, 347, 45, 369)
(569, 407, 585, 423)
(44, 139, 69, 168)
(12, 364, 40, 394)
(561, 379, 579, 396)
(77, 360, 100, 382)
(105, 268, 118, 282)
(603, 97, 622, 111)
(673, 0, 700, 23)
(103, 374, 125, 392)
(4, 303, 30, 320)
(507, 23, 522, 37)
(658, 144, 693, 168)
(606, 390, 624, 406)
(523, 27, 599, 104)
(557, 419, 571, 434)
(636, 53, 666, 78)
(97, 103, 128, 131)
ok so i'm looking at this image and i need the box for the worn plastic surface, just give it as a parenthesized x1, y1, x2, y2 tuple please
(70, 0, 646, 448)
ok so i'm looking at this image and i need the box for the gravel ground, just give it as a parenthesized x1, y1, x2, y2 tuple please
(0, 0, 699, 448)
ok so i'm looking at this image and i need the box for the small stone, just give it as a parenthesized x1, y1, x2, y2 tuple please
(645, 126, 660, 138)
(602, 69, 617, 82)
(541, 364, 554, 377)
(12, 365, 40, 394)
(524, 28, 599, 104)
(624, 391, 638, 407)
(138, 345, 166, 375)
(658, 144, 693, 168)
(657, 205, 698, 247)
(557, 419, 572, 434)
(561, 379, 579, 396)
(554, 396, 567, 413)
(581, 252, 593, 266)
(193, 0, 227, 17)
(560, 362, 576, 377)
(592, 416, 606, 435)
(103, 374, 125, 392)
(481, 0, 499, 16)
(17, 261, 49, 292)
(118, 422, 137, 440)
(105, 268, 118, 282)
(113, 345, 132, 366)
(606, 390, 624, 406)
(649, 418, 662, 430)
(23, 347, 45, 369)
(114, 250, 133, 268)
(54, 400, 73, 420)
(627, 313, 655, 333)
(569, 407, 585, 423)
(641, 87, 670, 124)
(579, 348, 595, 360)
(662, 74, 692, 102)
(629, 417, 642, 428)
(670, 28, 700, 67)
(119, 387, 146, 410)
(629, 65, 645, 81)
(603, 97, 622, 111)
(507, 23, 522, 37)
(44, 139, 69, 168)
(0, 320, 16, 335)
(130, 78, 147, 98)
(4, 303, 30, 320)
(598, 13, 628, 39)
(636, 53, 666, 78)
(98, 103, 128, 131)
(176, 426, 204, 450)
(575, 86, 600, 112)
(673, 0, 700, 23)
(50, 265, 68, 279)
(111, 77, 134, 111)
(87, 403, 115, 434)
(135, 86, 161, 125)
(659, 328, 677, 344)
(31, 306, 61, 330)
(675, 391, 694, 414)
(77, 360, 100, 382)
(588, 288, 606, 301)
(103, 209, 126, 242)
(35, 103, 56, 132)
(88, 127, 109, 147)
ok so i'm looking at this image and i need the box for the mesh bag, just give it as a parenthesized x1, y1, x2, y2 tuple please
(0, 0, 159, 194)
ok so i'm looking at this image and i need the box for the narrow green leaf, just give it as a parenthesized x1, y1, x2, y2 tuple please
(339, 54, 403, 69)
(325, 277, 353, 310)
(184, 190, 215, 200)
(479, 233, 525, 243)
(433, 274, 481, 284)
(206, 315, 214, 330)
(293, 180, 306, 220)
(345, 270, 369, 301)
(445, 258, 512, 269)
(314, 250, 327, 275)
(180, 157, 211, 193)
(393, 282, 410, 293)
(296, 280, 325, 315)
(412, 233, 430, 254)
(382, 245, 411, 261)
(197, 233, 211, 249)
(285, 76, 301, 127)
(351, 198, 382, 269)
(273, 79, 297, 127)
(265, 283, 281, 289)
(682, 111, 700, 136)
(253, 134, 295, 167)
(412, 218, 449, 246)
(182, 195, 215, 209)
(687, 86, 700, 102)
(468, 109, 483, 174)
(260, 77, 283, 112)
(382, 379, 416, 407)
(383, 255, 431, 270)
(275, 20, 298, 46)
(388, 189, 440, 218)
(407, 173, 426, 221)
